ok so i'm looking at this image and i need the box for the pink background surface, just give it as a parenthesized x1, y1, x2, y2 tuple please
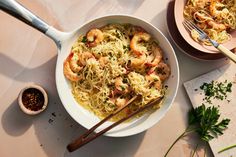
(0, 0, 231, 156)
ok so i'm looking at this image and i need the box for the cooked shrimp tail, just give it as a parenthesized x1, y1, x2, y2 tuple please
(130, 32, 151, 56)
(87, 29, 104, 47)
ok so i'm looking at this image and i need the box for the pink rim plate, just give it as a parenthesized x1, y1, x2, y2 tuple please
(167, 1, 226, 61)
(174, 0, 236, 54)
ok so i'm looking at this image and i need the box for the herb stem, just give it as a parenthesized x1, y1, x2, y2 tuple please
(164, 128, 190, 157)
(218, 144, 236, 153)
(204, 142, 207, 157)
(191, 143, 199, 157)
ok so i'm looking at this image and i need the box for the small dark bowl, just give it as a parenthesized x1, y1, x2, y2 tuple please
(18, 84, 48, 115)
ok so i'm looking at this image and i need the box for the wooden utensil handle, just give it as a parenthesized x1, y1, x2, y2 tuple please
(217, 44, 236, 63)
(67, 96, 164, 152)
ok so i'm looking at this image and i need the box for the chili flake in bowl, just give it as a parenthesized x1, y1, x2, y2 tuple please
(18, 84, 48, 115)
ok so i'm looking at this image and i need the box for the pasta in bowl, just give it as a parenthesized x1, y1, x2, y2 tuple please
(184, 0, 236, 45)
(56, 15, 179, 137)
(174, 0, 236, 53)
(63, 24, 170, 122)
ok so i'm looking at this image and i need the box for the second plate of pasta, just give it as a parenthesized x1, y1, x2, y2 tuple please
(174, 0, 236, 54)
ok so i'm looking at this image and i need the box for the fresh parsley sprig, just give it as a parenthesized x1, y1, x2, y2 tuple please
(164, 104, 230, 157)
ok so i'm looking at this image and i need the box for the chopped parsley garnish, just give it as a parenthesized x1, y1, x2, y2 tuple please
(123, 45, 130, 51)
(123, 78, 128, 83)
(200, 80, 232, 104)
(153, 77, 159, 81)
(82, 36, 87, 43)
(120, 85, 126, 91)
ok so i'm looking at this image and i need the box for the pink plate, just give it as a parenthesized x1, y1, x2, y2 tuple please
(174, 0, 236, 54)
(167, 1, 225, 60)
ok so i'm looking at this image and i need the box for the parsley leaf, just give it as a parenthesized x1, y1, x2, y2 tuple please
(164, 104, 230, 157)
(82, 36, 87, 43)
(189, 104, 230, 142)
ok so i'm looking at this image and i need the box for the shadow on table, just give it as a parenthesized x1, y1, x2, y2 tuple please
(0, 35, 58, 136)
(1, 98, 36, 136)
(0, 53, 57, 83)
(63, 132, 145, 157)
(182, 132, 214, 157)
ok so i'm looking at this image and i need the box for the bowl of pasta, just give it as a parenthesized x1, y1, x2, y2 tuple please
(174, 0, 236, 54)
(57, 15, 179, 137)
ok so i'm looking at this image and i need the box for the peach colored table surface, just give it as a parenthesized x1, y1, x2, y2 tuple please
(0, 0, 229, 157)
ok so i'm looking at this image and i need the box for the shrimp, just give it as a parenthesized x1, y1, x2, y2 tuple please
(130, 54, 146, 68)
(69, 52, 83, 73)
(207, 20, 226, 30)
(98, 56, 109, 68)
(155, 62, 171, 81)
(209, 0, 229, 17)
(194, 12, 212, 22)
(115, 97, 128, 108)
(79, 51, 95, 66)
(195, 0, 210, 8)
(115, 77, 129, 93)
(63, 60, 81, 82)
(86, 28, 104, 47)
(130, 32, 151, 56)
(145, 46, 163, 67)
(63, 51, 95, 82)
(145, 73, 162, 90)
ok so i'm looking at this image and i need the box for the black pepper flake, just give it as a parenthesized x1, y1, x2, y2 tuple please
(48, 118, 54, 124)
(194, 89, 198, 91)
(51, 112, 56, 117)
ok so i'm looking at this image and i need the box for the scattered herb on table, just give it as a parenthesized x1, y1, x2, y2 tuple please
(200, 80, 232, 104)
(164, 104, 230, 157)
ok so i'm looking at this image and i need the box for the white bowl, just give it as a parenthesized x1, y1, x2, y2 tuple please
(56, 15, 179, 137)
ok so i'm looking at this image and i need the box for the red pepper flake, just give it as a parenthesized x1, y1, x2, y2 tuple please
(22, 88, 44, 111)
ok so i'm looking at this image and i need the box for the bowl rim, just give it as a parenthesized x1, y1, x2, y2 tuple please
(56, 14, 180, 137)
